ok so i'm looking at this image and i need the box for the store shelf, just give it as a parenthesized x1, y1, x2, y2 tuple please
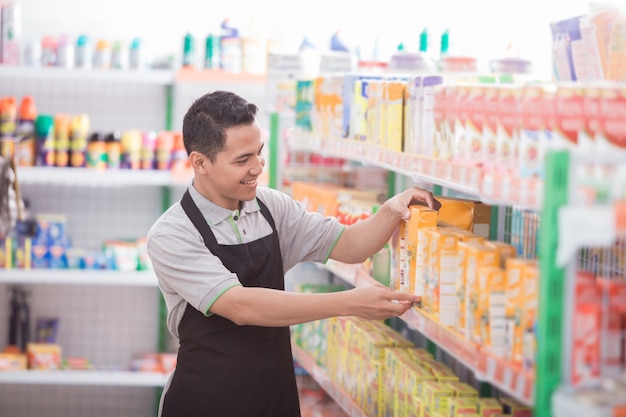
(0, 66, 175, 84)
(15, 167, 191, 187)
(322, 259, 535, 406)
(291, 342, 367, 417)
(0, 269, 158, 287)
(0, 370, 169, 387)
(175, 67, 267, 83)
(552, 387, 626, 417)
(313, 136, 542, 209)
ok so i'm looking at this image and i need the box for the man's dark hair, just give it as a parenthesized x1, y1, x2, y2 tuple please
(182, 90, 259, 162)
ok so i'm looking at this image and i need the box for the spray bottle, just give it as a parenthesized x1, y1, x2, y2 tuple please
(15, 95, 37, 166)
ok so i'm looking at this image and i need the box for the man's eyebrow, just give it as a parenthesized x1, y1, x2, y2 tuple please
(232, 142, 265, 160)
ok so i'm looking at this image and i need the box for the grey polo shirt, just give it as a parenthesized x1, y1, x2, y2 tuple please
(146, 184, 345, 338)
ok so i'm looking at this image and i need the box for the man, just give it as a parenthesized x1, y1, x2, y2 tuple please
(147, 90, 441, 417)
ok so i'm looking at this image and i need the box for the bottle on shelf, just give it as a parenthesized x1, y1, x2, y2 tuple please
(34, 114, 54, 167)
(69, 113, 90, 168)
(15, 95, 37, 166)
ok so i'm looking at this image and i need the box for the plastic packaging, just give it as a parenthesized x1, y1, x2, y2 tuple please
(204, 33, 219, 69)
(40, 35, 57, 67)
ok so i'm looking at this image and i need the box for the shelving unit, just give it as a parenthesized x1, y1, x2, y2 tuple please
(320, 260, 535, 406)
(0, 370, 168, 386)
(291, 342, 367, 417)
(0, 269, 158, 287)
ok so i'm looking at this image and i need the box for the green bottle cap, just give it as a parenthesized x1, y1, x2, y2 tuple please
(440, 29, 449, 55)
(419, 28, 428, 52)
(35, 114, 54, 137)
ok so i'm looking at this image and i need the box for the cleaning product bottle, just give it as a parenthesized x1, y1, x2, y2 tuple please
(204, 33, 219, 70)
(220, 18, 242, 73)
(128, 37, 142, 70)
(15, 95, 37, 166)
(54, 113, 70, 167)
(182, 32, 195, 68)
(74, 34, 92, 69)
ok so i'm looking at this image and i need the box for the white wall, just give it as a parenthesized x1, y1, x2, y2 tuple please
(15, 0, 594, 79)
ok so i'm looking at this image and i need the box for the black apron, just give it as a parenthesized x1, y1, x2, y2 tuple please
(160, 190, 301, 417)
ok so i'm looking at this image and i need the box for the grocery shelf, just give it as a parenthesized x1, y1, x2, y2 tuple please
(552, 387, 626, 417)
(0, 269, 158, 287)
(322, 259, 535, 406)
(14, 166, 191, 187)
(0, 370, 169, 386)
(314, 136, 542, 209)
(0, 66, 175, 84)
(291, 342, 367, 417)
(175, 67, 267, 83)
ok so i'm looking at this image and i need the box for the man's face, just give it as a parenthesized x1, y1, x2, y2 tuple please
(194, 121, 265, 210)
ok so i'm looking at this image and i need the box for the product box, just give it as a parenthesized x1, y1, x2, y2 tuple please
(393, 205, 438, 294)
(499, 397, 533, 417)
(0, 352, 27, 370)
(446, 381, 479, 398)
(406, 361, 437, 398)
(427, 227, 460, 326)
(477, 266, 507, 356)
(416, 226, 437, 309)
(433, 84, 450, 160)
(521, 260, 539, 372)
(423, 360, 459, 383)
(366, 79, 385, 146)
(504, 258, 537, 364)
(0, 236, 12, 268)
(422, 381, 455, 416)
(14, 236, 32, 269)
(484, 240, 518, 267)
(404, 76, 422, 155)
(27, 343, 62, 370)
(463, 241, 500, 342)
(422, 76, 444, 159)
(476, 398, 503, 417)
(436, 196, 492, 239)
(496, 85, 522, 176)
(385, 79, 406, 152)
(448, 397, 479, 417)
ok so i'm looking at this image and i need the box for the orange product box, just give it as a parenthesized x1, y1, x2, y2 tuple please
(477, 266, 507, 356)
(393, 205, 438, 294)
(417, 226, 438, 310)
(27, 343, 62, 370)
(440, 222, 484, 244)
(521, 260, 539, 372)
(385, 79, 406, 152)
(463, 241, 500, 341)
(448, 397, 479, 417)
(484, 240, 517, 267)
(476, 398, 503, 417)
(504, 258, 537, 364)
(423, 381, 455, 415)
(427, 227, 460, 326)
(447, 381, 479, 398)
(0, 352, 27, 370)
(436, 196, 492, 239)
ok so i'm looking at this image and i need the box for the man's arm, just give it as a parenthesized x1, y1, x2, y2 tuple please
(210, 283, 418, 327)
(330, 186, 440, 264)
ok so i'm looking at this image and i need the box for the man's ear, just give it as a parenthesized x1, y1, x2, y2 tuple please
(189, 152, 208, 172)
